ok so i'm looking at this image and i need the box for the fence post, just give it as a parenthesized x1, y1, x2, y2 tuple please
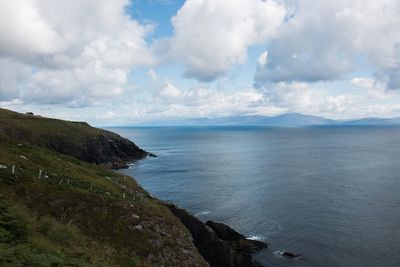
(38, 170, 42, 179)
(11, 165, 15, 174)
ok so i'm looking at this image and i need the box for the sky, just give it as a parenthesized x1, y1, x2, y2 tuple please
(1, 0, 400, 125)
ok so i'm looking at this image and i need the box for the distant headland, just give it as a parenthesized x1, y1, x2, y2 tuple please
(121, 113, 400, 127)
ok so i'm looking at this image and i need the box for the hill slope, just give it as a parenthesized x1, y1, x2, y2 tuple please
(0, 132, 207, 267)
(0, 108, 152, 169)
(0, 108, 268, 267)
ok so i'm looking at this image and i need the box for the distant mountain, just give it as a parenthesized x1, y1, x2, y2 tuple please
(183, 113, 335, 126)
(341, 117, 400, 125)
(134, 113, 400, 127)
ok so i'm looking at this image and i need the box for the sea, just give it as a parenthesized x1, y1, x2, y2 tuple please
(107, 126, 400, 267)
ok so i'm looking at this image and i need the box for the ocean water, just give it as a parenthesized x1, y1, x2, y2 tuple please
(108, 126, 400, 267)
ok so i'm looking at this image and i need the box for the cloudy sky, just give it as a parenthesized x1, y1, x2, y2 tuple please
(1, 0, 400, 125)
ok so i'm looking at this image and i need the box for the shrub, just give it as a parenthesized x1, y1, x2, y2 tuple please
(38, 215, 81, 245)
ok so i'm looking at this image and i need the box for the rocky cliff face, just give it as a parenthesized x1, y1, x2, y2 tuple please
(166, 203, 267, 267)
(44, 130, 152, 168)
(0, 108, 154, 168)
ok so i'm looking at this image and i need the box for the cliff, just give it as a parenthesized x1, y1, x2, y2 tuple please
(0, 108, 153, 169)
(167, 204, 267, 267)
(0, 132, 207, 266)
(0, 108, 267, 266)
(0, 108, 207, 266)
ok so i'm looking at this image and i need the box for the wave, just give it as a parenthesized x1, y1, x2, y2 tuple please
(246, 234, 266, 241)
(195, 211, 210, 217)
(273, 250, 282, 257)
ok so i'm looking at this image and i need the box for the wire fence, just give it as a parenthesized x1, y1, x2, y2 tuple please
(0, 163, 149, 205)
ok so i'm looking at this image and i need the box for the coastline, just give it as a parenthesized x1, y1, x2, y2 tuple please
(0, 108, 267, 266)
(164, 202, 267, 267)
(123, 160, 267, 267)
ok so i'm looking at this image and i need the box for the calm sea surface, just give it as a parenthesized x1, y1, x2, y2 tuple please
(108, 126, 400, 267)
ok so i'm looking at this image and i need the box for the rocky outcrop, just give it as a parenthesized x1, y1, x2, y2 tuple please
(166, 203, 267, 267)
(22, 130, 153, 169)
(205, 221, 245, 241)
(0, 108, 155, 169)
(206, 221, 267, 253)
(76, 132, 151, 167)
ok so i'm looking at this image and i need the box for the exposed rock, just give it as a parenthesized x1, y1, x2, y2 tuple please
(281, 251, 300, 258)
(111, 160, 129, 169)
(206, 220, 267, 253)
(166, 203, 267, 267)
(75, 133, 150, 167)
(205, 221, 245, 241)
(0, 108, 154, 169)
(148, 152, 157, 157)
(133, 224, 143, 231)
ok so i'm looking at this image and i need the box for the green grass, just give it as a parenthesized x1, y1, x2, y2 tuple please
(0, 108, 147, 167)
(0, 108, 207, 267)
(0, 107, 103, 147)
(0, 133, 150, 266)
(0, 133, 205, 267)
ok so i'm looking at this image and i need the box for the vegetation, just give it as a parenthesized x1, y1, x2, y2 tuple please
(0, 108, 149, 167)
(0, 108, 207, 267)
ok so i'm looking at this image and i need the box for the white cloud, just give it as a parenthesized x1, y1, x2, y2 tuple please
(152, 88, 263, 118)
(2, 0, 400, 123)
(0, 0, 63, 59)
(350, 76, 395, 100)
(258, 51, 269, 66)
(260, 82, 324, 114)
(351, 77, 375, 90)
(145, 70, 265, 117)
(257, 80, 400, 119)
(148, 70, 182, 100)
(255, 0, 400, 88)
(169, 0, 286, 81)
(0, 0, 155, 104)
(385, 65, 400, 90)
(0, 58, 30, 100)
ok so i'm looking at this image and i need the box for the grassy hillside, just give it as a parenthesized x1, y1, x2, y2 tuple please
(0, 108, 150, 168)
(0, 127, 207, 266)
